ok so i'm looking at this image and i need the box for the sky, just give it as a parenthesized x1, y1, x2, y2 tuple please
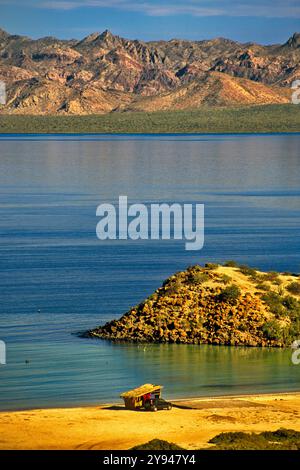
(0, 0, 299, 44)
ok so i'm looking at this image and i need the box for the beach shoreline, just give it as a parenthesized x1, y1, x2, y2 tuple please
(1, 391, 300, 450)
(2, 389, 300, 413)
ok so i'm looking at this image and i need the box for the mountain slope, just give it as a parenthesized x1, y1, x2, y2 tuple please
(0, 29, 298, 114)
(124, 72, 290, 112)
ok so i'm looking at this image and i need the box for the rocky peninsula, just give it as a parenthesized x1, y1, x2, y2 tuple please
(87, 262, 300, 347)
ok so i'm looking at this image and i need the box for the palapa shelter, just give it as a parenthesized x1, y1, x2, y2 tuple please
(120, 383, 163, 410)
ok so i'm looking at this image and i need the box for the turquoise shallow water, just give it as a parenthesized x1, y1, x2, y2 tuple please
(1, 315, 299, 411)
(0, 134, 299, 410)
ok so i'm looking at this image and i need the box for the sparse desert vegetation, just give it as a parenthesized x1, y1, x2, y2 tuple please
(208, 428, 300, 450)
(0, 104, 300, 134)
(131, 428, 300, 450)
(88, 262, 300, 347)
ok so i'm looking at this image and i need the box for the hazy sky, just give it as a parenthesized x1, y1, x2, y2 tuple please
(0, 0, 299, 43)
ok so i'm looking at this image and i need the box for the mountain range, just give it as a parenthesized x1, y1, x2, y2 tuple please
(0, 28, 299, 114)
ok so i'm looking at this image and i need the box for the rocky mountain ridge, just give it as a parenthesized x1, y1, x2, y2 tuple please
(0, 29, 299, 114)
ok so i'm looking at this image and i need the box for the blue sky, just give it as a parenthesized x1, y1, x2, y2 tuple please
(0, 0, 299, 43)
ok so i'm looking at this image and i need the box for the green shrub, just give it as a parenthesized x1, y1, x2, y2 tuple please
(188, 272, 209, 285)
(192, 264, 203, 271)
(262, 271, 279, 282)
(282, 296, 300, 321)
(218, 285, 241, 304)
(261, 291, 286, 317)
(262, 428, 300, 441)
(288, 319, 300, 339)
(131, 439, 184, 450)
(223, 260, 239, 267)
(282, 295, 300, 311)
(186, 264, 204, 273)
(255, 282, 271, 291)
(277, 286, 285, 296)
(287, 282, 300, 295)
(165, 278, 183, 294)
(205, 263, 218, 270)
(219, 274, 232, 285)
(209, 428, 300, 450)
(262, 320, 284, 341)
(239, 265, 258, 278)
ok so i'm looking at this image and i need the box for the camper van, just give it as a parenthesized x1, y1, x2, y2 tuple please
(121, 384, 172, 412)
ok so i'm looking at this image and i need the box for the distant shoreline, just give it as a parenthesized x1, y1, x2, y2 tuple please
(0, 104, 300, 134)
(2, 390, 300, 414)
(1, 131, 300, 137)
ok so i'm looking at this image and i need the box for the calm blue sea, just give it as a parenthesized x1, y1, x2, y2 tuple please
(0, 134, 299, 410)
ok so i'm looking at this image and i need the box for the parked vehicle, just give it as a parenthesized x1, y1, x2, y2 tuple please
(120, 383, 172, 411)
(144, 398, 172, 412)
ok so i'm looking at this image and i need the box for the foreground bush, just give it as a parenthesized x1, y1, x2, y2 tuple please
(131, 439, 184, 450)
(223, 260, 239, 267)
(209, 428, 300, 450)
(287, 282, 300, 295)
(218, 285, 241, 304)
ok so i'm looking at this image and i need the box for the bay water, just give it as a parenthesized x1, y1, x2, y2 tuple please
(0, 134, 299, 410)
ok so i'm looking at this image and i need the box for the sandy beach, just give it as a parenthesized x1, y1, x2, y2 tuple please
(1, 392, 300, 450)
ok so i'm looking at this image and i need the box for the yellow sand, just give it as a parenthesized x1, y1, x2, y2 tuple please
(1, 393, 300, 450)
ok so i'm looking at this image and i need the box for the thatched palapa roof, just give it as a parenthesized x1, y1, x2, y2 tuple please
(120, 384, 163, 398)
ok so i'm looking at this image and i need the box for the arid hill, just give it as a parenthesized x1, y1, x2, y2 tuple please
(87, 263, 300, 347)
(0, 29, 299, 114)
